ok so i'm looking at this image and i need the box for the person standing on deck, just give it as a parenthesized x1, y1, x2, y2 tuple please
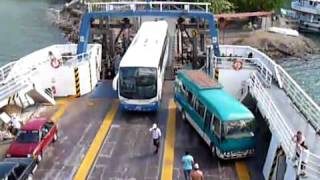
(149, 123, 161, 154)
(292, 131, 306, 160)
(182, 151, 194, 180)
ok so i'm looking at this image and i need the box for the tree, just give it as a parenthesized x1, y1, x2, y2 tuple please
(229, 0, 288, 12)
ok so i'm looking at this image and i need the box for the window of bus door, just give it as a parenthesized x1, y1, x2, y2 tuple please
(212, 116, 221, 138)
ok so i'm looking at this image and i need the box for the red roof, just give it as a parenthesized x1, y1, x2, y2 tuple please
(215, 11, 273, 20)
(21, 118, 48, 131)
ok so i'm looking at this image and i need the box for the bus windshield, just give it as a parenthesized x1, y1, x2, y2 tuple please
(223, 119, 255, 139)
(119, 67, 157, 99)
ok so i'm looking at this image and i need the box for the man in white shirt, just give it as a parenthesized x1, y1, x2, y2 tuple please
(149, 123, 161, 154)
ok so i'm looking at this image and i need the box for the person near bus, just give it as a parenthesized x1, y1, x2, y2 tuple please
(300, 144, 309, 177)
(149, 123, 161, 154)
(292, 131, 305, 161)
(182, 151, 194, 180)
(190, 163, 204, 180)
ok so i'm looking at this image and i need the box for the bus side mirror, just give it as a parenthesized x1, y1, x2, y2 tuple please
(112, 73, 118, 91)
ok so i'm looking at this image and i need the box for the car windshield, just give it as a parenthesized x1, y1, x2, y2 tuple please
(223, 119, 255, 139)
(16, 130, 39, 143)
(119, 67, 157, 99)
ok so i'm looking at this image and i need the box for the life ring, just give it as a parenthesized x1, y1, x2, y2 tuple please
(232, 59, 243, 71)
(50, 58, 61, 69)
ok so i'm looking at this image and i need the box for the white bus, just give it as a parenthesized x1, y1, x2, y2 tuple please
(113, 21, 169, 111)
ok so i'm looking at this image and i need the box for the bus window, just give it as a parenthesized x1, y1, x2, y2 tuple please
(197, 101, 205, 118)
(205, 109, 212, 129)
(212, 117, 221, 138)
(187, 90, 193, 104)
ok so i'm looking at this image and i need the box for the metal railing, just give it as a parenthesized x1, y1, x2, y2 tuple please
(277, 66, 320, 133)
(250, 72, 320, 179)
(86, 1, 210, 13)
(297, 150, 320, 179)
(0, 61, 17, 83)
(213, 56, 273, 87)
(249, 72, 295, 158)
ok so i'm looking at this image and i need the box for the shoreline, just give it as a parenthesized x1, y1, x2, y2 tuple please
(52, 2, 320, 60)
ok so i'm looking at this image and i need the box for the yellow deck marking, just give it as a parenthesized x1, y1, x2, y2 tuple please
(235, 161, 250, 180)
(161, 99, 176, 180)
(73, 101, 119, 180)
(51, 98, 72, 124)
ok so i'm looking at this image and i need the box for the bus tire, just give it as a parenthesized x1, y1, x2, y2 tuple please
(211, 145, 217, 158)
(181, 111, 186, 121)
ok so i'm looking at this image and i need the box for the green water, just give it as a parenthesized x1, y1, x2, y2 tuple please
(0, 0, 65, 66)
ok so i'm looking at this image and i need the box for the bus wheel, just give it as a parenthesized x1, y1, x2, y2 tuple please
(211, 145, 217, 158)
(181, 111, 186, 121)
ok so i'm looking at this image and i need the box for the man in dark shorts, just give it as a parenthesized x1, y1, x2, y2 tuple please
(149, 123, 162, 154)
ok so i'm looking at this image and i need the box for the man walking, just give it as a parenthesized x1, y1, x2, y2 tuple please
(191, 163, 204, 180)
(149, 123, 161, 154)
(182, 151, 194, 180)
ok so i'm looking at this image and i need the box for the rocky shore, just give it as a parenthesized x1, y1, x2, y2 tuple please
(227, 31, 320, 60)
(53, 3, 319, 60)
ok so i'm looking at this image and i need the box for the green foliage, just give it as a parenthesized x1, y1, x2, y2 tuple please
(229, 0, 288, 12)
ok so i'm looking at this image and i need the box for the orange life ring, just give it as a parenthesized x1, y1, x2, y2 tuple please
(232, 59, 243, 71)
(50, 58, 61, 69)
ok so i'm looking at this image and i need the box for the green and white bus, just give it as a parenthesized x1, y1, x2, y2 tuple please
(174, 70, 255, 159)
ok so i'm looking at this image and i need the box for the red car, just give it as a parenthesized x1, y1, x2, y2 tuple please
(6, 118, 58, 162)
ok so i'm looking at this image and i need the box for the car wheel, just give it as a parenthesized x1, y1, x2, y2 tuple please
(27, 174, 33, 180)
(53, 133, 58, 142)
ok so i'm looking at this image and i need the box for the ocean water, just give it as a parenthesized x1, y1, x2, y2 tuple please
(0, 0, 319, 105)
(0, 0, 66, 66)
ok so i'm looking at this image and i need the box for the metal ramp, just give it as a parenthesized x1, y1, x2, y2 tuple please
(0, 56, 55, 109)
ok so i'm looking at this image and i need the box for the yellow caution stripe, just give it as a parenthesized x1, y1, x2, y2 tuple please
(73, 101, 119, 180)
(74, 67, 81, 97)
(51, 98, 72, 124)
(235, 161, 250, 180)
(161, 99, 176, 180)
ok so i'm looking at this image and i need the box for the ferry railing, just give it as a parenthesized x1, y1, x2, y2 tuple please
(219, 45, 282, 87)
(250, 72, 320, 179)
(0, 61, 17, 83)
(86, 1, 210, 13)
(212, 56, 273, 87)
(249, 72, 295, 158)
(61, 46, 96, 67)
(297, 150, 320, 179)
(276, 66, 320, 133)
